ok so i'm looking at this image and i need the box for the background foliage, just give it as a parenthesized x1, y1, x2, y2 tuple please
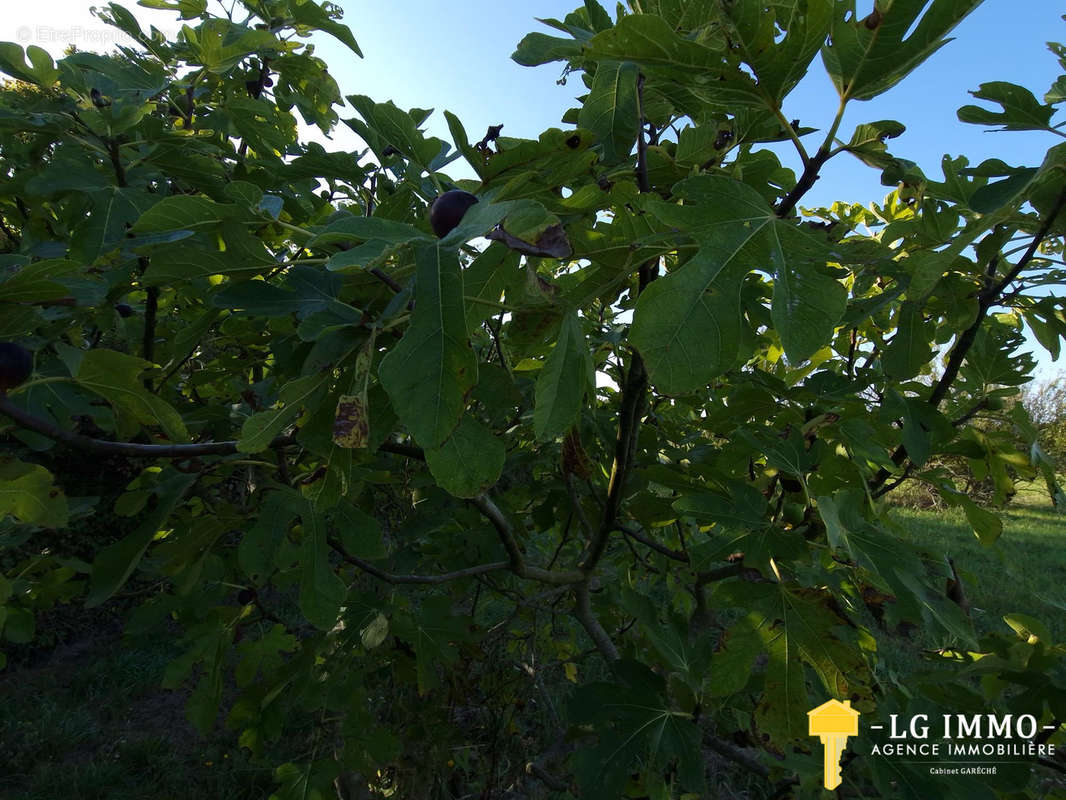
(1, 1, 1066, 797)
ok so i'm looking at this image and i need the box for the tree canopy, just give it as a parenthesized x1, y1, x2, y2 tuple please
(1, 1, 1065, 797)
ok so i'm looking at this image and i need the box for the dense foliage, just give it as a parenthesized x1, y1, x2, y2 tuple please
(1, 1, 1066, 797)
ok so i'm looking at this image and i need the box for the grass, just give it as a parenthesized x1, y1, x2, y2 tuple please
(888, 483, 1066, 641)
(0, 624, 275, 800)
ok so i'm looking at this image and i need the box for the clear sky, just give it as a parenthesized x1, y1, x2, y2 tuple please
(2, 0, 1064, 378)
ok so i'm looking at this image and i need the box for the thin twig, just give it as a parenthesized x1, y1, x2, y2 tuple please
(0, 395, 295, 456)
(617, 522, 688, 562)
(328, 537, 508, 584)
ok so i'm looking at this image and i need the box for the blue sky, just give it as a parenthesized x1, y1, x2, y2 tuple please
(2, 1, 1064, 378)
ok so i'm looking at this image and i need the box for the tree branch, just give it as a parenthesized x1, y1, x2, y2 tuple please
(469, 493, 585, 584)
(702, 734, 770, 778)
(574, 581, 619, 661)
(328, 536, 508, 584)
(618, 522, 688, 563)
(0, 394, 297, 456)
(870, 188, 1066, 493)
(774, 149, 830, 218)
(581, 351, 647, 572)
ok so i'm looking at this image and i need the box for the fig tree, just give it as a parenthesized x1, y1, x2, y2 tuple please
(0, 342, 32, 392)
(429, 189, 478, 238)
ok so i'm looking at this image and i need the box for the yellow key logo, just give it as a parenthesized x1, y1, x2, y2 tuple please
(808, 699, 860, 790)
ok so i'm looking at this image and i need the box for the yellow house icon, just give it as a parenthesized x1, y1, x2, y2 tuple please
(808, 699, 859, 790)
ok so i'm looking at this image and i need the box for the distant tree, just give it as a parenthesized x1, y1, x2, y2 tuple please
(1024, 374, 1066, 467)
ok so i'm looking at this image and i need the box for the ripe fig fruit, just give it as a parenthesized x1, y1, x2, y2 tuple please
(0, 342, 32, 392)
(114, 303, 135, 318)
(429, 189, 478, 238)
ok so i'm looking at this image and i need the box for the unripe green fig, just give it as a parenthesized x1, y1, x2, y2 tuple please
(0, 342, 32, 392)
(429, 189, 478, 238)
(782, 502, 805, 526)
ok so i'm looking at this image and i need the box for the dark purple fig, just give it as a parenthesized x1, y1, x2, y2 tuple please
(429, 189, 478, 238)
(114, 303, 135, 318)
(0, 342, 32, 392)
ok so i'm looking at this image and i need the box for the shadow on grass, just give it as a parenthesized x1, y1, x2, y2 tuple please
(0, 627, 274, 800)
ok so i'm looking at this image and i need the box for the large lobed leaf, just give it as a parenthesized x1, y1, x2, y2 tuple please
(378, 244, 477, 448)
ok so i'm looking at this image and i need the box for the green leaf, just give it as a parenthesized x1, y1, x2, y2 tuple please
(224, 96, 298, 153)
(3, 607, 35, 644)
(131, 196, 233, 233)
(584, 15, 725, 75)
(378, 244, 476, 448)
(312, 215, 429, 271)
(534, 311, 592, 441)
(391, 596, 470, 695)
(511, 32, 585, 67)
(289, 0, 362, 56)
(75, 350, 189, 442)
(333, 502, 386, 559)
(719, 0, 834, 107)
(299, 507, 347, 630)
(881, 302, 934, 379)
(86, 471, 196, 607)
(72, 188, 154, 264)
(308, 215, 427, 249)
(181, 18, 276, 72)
(0, 259, 80, 304)
(144, 246, 270, 284)
(238, 490, 302, 582)
(1003, 613, 1052, 645)
(238, 373, 330, 453)
(708, 614, 762, 697)
(0, 460, 68, 528)
(958, 82, 1055, 131)
(569, 662, 705, 796)
(235, 624, 297, 688)
(631, 177, 772, 393)
(968, 168, 1038, 213)
(578, 60, 640, 163)
(841, 119, 906, 169)
(344, 95, 444, 169)
(463, 243, 522, 330)
(769, 224, 846, 363)
(0, 43, 58, 86)
(672, 481, 768, 528)
(424, 416, 506, 498)
(620, 587, 708, 683)
(741, 428, 815, 476)
(821, 0, 981, 102)
(718, 582, 872, 746)
(884, 392, 952, 468)
(940, 490, 1003, 546)
(817, 489, 926, 589)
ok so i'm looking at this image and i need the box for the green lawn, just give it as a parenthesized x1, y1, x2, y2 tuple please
(888, 483, 1066, 643)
